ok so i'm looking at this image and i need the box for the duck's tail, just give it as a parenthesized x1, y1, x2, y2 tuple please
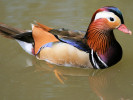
(0, 23, 25, 38)
(0, 22, 56, 55)
(0, 23, 34, 55)
(0, 23, 34, 43)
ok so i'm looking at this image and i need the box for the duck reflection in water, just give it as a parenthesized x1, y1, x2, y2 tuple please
(28, 59, 130, 100)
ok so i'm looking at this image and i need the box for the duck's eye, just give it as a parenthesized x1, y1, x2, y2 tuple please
(109, 17, 115, 22)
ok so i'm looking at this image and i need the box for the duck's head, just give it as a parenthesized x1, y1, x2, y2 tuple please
(90, 6, 132, 35)
(86, 6, 132, 55)
(84, 6, 132, 68)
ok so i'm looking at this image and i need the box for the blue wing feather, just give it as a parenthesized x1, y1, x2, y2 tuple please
(59, 38, 90, 53)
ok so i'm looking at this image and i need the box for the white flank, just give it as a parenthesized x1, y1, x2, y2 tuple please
(31, 24, 35, 30)
(16, 40, 33, 55)
(25, 30, 32, 32)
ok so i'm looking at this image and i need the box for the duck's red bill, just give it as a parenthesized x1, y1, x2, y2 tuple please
(118, 24, 132, 35)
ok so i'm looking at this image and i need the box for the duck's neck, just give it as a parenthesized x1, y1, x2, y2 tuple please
(85, 21, 122, 68)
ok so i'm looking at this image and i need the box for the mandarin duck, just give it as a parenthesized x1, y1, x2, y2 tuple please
(0, 6, 131, 69)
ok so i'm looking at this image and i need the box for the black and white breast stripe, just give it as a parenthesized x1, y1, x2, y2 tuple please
(90, 49, 108, 69)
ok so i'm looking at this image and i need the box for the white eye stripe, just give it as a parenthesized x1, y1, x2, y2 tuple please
(94, 11, 116, 21)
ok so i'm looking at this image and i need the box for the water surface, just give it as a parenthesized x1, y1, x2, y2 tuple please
(0, 0, 133, 100)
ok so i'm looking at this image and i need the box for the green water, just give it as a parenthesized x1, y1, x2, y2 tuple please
(0, 0, 133, 100)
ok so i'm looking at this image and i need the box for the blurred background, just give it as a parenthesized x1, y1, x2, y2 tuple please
(0, 0, 133, 100)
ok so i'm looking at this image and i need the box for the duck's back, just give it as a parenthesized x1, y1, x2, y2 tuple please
(32, 23, 92, 68)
